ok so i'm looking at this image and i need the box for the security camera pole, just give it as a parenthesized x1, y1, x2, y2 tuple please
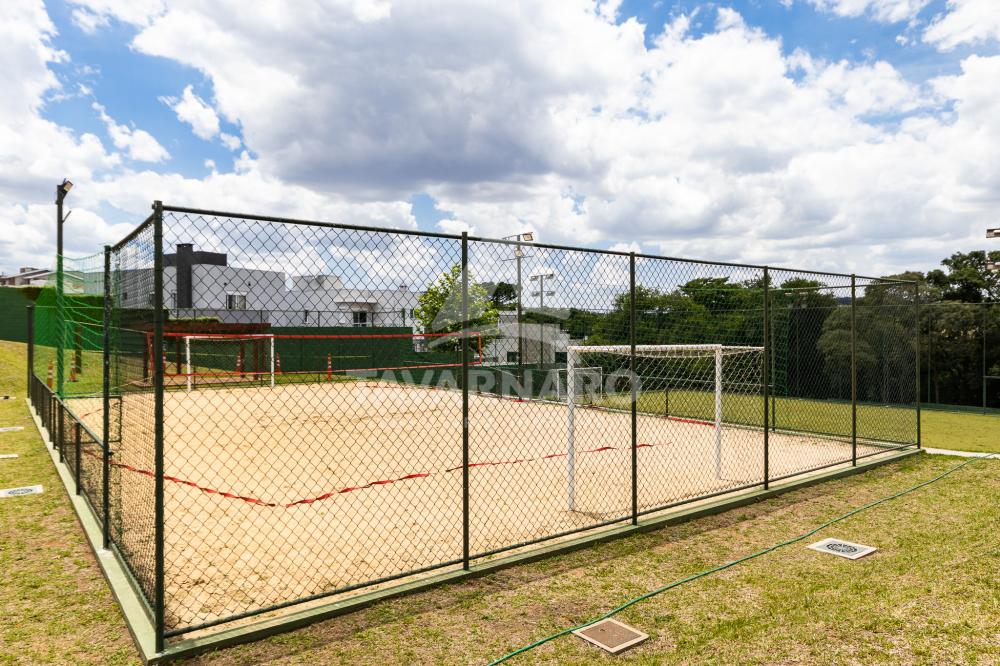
(55, 178, 74, 397)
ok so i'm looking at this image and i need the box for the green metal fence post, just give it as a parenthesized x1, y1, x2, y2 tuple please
(461, 232, 470, 570)
(57, 400, 64, 462)
(26, 304, 34, 399)
(102, 245, 112, 548)
(771, 312, 777, 433)
(152, 201, 166, 653)
(851, 274, 857, 466)
(630, 252, 638, 525)
(983, 304, 988, 415)
(74, 422, 81, 495)
(763, 267, 770, 489)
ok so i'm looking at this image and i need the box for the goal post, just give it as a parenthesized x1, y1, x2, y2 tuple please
(565, 344, 763, 511)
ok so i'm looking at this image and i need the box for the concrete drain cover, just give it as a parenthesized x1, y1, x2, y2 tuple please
(808, 538, 877, 560)
(572, 618, 648, 654)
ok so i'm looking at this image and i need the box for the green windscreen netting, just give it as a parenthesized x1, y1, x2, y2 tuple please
(33, 251, 106, 398)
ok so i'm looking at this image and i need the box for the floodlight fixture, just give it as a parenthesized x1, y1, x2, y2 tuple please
(987, 228, 1000, 238)
(530, 270, 556, 281)
(521, 232, 534, 242)
(60, 179, 74, 194)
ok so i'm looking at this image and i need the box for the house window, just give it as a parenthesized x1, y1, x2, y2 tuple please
(226, 293, 247, 310)
(507, 351, 520, 363)
(352, 311, 369, 327)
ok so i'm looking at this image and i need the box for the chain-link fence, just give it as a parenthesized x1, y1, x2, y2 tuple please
(27, 202, 919, 649)
(920, 301, 1000, 412)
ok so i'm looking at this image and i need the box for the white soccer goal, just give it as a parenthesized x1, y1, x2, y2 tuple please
(183, 334, 275, 393)
(565, 344, 763, 511)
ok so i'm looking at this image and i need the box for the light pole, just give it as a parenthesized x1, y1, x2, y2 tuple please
(530, 270, 556, 368)
(55, 179, 73, 396)
(501, 231, 534, 378)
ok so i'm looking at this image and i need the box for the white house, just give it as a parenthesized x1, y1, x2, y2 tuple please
(482, 310, 574, 365)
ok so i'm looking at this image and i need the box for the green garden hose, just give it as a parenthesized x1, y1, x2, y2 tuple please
(487, 453, 997, 665)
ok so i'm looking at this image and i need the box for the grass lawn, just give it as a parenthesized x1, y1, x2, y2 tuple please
(597, 388, 999, 454)
(0, 338, 998, 665)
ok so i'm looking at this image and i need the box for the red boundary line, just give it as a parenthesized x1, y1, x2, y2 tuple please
(84, 439, 675, 509)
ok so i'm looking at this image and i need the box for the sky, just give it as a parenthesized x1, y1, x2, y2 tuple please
(1, 0, 999, 278)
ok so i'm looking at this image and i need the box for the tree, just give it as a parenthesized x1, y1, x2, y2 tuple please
(479, 281, 519, 310)
(926, 251, 1000, 302)
(413, 264, 499, 350)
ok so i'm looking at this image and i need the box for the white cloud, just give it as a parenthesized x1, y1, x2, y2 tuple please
(4, 1, 1000, 283)
(67, 0, 165, 28)
(161, 84, 219, 140)
(92, 102, 170, 162)
(219, 132, 241, 150)
(804, 0, 930, 23)
(0, 0, 121, 275)
(924, 0, 1000, 50)
(71, 7, 110, 34)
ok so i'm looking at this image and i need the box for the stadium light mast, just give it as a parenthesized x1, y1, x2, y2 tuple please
(502, 231, 535, 377)
(55, 179, 73, 396)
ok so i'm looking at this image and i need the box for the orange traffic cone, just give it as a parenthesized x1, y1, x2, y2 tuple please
(46, 360, 54, 389)
(326, 353, 333, 381)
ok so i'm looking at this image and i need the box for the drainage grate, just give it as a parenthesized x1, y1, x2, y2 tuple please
(572, 618, 648, 654)
(807, 538, 877, 560)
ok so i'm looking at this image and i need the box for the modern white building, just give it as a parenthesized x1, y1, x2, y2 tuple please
(481, 310, 574, 365)
(119, 243, 422, 328)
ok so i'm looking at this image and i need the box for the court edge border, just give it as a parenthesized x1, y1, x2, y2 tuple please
(27, 399, 920, 665)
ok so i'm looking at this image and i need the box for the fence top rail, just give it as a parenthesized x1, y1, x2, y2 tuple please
(110, 212, 156, 251)
(156, 203, 914, 286)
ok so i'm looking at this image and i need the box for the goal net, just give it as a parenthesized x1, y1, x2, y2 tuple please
(164, 331, 485, 392)
(566, 344, 763, 510)
(182, 334, 275, 392)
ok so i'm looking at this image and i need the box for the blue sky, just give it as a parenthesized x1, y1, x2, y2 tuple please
(2, 0, 999, 276)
